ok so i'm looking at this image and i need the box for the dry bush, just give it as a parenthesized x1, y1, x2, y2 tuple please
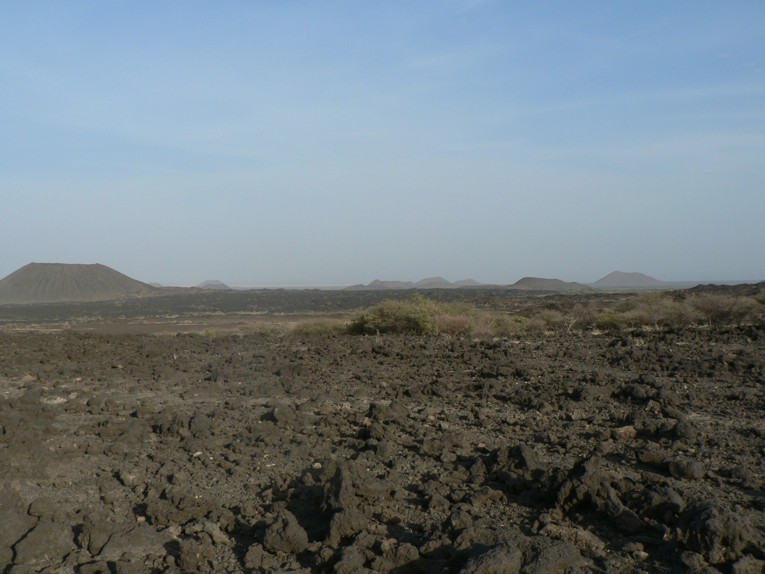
(527, 309, 566, 333)
(622, 293, 667, 327)
(594, 310, 629, 332)
(623, 293, 700, 329)
(754, 287, 765, 305)
(568, 303, 596, 331)
(471, 314, 502, 338)
(437, 301, 478, 317)
(346, 291, 765, 337)
(291, 319, 347, 336)
(433, 314, 474, 336)
(433, 301, 488, 336)
(347, 296, 513, 337)
(691, 294, 760, 328)
(492, 314, 529, 336)
(660, 298, 702, 327)
(752, 293, 765, 323)
(573, 292, 762, 332)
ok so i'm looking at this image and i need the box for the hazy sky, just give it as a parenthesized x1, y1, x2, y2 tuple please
(2, 1, 764, 286)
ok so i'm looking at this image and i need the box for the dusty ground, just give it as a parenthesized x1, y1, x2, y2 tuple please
(1, 295, 764, 573)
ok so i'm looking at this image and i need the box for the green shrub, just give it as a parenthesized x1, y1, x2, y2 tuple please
(346, 296, 515, 337)
(347, 296, 438, 335)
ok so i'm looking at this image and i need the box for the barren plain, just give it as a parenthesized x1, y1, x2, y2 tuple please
(1, 287, 764, 573)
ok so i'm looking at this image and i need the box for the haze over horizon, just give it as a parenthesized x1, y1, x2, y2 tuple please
(3, 2, 764, 286)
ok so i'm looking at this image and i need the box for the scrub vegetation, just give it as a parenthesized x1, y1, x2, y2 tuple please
(346, 290, 765, 336)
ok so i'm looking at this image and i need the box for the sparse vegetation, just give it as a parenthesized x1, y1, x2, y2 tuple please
(754, 287, 765, 306)
(690, 293, 760, 328)
(491, 315, 529, 336)
(347, 295, 514, 337)
(588, 292, 764, 333)
(432, 314, 474, 336)
(346, 291, 765, 337)
(290, 319, 347, 336)
(594, 309, 628, 333)
(3, 274, 761, 338)
(527, 309, 566, 333)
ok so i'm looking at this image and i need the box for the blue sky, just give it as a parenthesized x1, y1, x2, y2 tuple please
(2, 1, 764, 285)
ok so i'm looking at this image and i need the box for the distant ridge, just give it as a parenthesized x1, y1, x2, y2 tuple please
(0, 263, 158, 304)
(509, 277, 593, 292)
(688, 281, 765, 297)
(345, 277, 483, 290)
(593, 271, 669, 289)
(197, 280, 231, 290)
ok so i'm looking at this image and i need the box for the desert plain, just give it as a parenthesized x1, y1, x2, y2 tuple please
(1, 279, 764, 573)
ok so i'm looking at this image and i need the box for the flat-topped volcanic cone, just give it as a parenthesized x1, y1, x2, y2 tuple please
(0, 263, 158, 304)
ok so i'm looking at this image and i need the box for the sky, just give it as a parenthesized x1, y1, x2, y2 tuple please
(2, 1, 764, 286)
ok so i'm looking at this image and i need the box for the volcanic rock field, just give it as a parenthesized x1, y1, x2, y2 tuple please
(1, 301, 764, 573)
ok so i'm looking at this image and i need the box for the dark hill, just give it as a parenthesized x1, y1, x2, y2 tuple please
(197, 280, 232, 290)
(509, 277, 592, 292)
(0, 263, 158, 304)
(593, 271, 668, 289)
(414, 277, 454, 289)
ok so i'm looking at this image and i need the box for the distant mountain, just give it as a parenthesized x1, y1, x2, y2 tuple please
(0, 263, 158, 304)
(415, 276, 453, 289)
(593, 271, 669, 289)
(509, 277, 593, 292)
(345, 277, 484, 290)
(197, 280, 232, 290)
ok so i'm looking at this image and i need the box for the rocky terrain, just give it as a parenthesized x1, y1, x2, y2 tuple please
(1, 318, 764, 572)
